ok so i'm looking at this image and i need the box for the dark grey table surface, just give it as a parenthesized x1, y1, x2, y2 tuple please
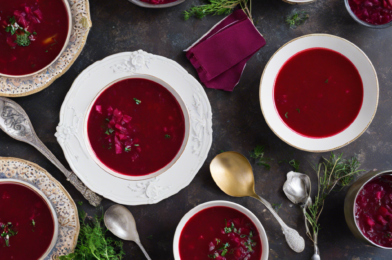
(1, 0, 391, 259)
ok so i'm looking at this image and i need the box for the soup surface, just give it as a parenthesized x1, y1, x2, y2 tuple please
(355, 175, 392, 247)
(274, 48, 363, 138)
(179, 206, 262, 260)
(0, 183, 55, 260)
(348, 0, 392, 25)
(87, 78, 186, 177)
(0, 0, 69, 76)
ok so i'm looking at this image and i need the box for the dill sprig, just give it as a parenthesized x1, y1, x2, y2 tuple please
(249, 145, 271, 170)
(184, 0, 252, 22)
(286, 11, 309, 28)
(59, 208, 125, 260)
(305, 153, 364, 243)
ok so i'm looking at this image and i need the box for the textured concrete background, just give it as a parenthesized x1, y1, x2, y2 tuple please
(1, 0, 392, 259)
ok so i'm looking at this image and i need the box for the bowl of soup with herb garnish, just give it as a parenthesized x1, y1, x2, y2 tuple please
(84, 74, 190, 181)
(260, 34, 378, 152)
(0, 0, 72, 77)
(0, 179, 58, 260)
(173, 201, 269, 260)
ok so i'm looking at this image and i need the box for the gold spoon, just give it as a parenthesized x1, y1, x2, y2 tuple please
(210, 151, 305, 253)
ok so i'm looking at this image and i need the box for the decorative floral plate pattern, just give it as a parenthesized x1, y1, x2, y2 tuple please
(0, 0, 92, 97)
(56, 50, 213, 205)
(0, 157, 79, 259)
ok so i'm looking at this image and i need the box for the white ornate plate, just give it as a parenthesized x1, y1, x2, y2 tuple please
(0, 0, 92, 97)
(260, 34, 378, 152)
(56, 50, 213, 205)
(0, 157, 79, 259)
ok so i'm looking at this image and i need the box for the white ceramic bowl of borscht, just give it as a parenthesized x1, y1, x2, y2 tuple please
(84, 74, 190, 181)
(0, 0, 72, 78)
(0, 179, 59, 260)
(173, 200, 269, 260)
(259, 34, 378, 152)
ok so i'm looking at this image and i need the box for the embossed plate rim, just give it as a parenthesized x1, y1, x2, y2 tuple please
(56, 50, 213, 205)
(0, 157, 80, 259)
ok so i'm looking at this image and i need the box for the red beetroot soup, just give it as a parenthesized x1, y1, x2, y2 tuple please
(274, 48, 363, 138)
(348, 0, 392, 25)
(87, 78, 186, 177)
(0, 183, 55, 260)
(179, 206, 262, 260)
(355, 175, 392, 247)
(0, 0, 69, 76)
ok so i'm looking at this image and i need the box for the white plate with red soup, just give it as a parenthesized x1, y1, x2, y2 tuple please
(56, 50, 212, 205)
(0, 0, 72, 78)
(260, 34, 378, 152)
(173, 201, 269, 260)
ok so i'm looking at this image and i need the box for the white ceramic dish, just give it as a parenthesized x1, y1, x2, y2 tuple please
(0, 0, 73, 78)
(173, 200, 269, 260)
(0, 178, 59, 260)
(259, 34, 378, 152)
(129, 0, 186, 9)
(84, 74, 191, 181)
(282, 0, 315, 4)
(56, 50, 213, 205)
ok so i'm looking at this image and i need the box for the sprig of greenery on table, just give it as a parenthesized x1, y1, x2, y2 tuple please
(250, 145, 272, 169)
(59, 207, 125, 260)
(305, 153, 364, 243)
(286, 11, 309, 28)
(184, 0, 252, 21)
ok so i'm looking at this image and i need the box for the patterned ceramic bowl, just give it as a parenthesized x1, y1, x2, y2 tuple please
(128, 0, 186, 8)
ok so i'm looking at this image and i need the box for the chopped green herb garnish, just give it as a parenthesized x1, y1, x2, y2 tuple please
(272, 203, 282, 213)
(289, 159, 300, 172)
(105, 118, 110, 122)
(286, 11, 309, 28)
(133, 98, 141, 105)
(285, 112, 288, 119)
(221, 248, 228, 256)
(240, 234, 247, 238)
(33, 31, 37, 35)
(1, 222, 18, 247)
(31, 219, 35, 227)
(215, 238, 221, 245)
(250, 145, 271, 170)
(208, 254, 217, 259)
(325, 79, 329, 83)
(78, 201, 83, 206)
(165, 134, 171, 139)
(224, 227, 232, 233)
(134, 144, 139, 147)
(105, 128, 114, 135)
(296, 108, 300, 113)
(124, 146, 131, 152)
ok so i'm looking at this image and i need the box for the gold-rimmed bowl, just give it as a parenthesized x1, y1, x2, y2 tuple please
(344, 170, 392, 249)
(259, 34, 378, 152)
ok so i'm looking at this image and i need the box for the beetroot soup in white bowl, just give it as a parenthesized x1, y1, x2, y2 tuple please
(84, 74, 190, 181)
(259, 34, 378, 152)
(173, 201, 269, 260)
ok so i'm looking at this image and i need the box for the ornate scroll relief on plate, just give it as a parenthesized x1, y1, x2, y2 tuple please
(0, 0, 92, 97)
(0, 157, 79, 259)
(56, 50, 213, 205)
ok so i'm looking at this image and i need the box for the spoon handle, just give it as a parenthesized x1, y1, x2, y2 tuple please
(31, 136, 102, 207)
(136, 240, 152, 260)
(253, 194, 305, 253)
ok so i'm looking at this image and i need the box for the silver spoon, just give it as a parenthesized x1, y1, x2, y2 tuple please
(104, 205, 152, 260)
(0, 97, 102, 206)
(283, 171, 320, 260)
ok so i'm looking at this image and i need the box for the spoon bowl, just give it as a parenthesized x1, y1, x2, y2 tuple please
(104, 205, 151, 260)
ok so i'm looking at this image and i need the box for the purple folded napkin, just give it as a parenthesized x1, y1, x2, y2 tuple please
(185, 9, 266, 91)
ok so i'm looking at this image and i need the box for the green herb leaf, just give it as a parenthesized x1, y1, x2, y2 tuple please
(133, 98, 141, 105)
(165, 134, 171, 139)
(296, 108, 300, 113)
(325, 79, 329, 83)
(16, 34, 31, 47)
(124, 146, 131, 152)
(250, 145, 271, 170)
(286, 11, 309, 28)
(221, 248, 228, 256)
(216, 238, 221, 245)
(77, 201, 83, 206)
(285, 112, 288, 119)
(134, 144, 139, 147)
(105, 128, 114, 135)
(289, 159, 300, 172)
(31, 219, 35, 227)
(272, 203, 282, 213)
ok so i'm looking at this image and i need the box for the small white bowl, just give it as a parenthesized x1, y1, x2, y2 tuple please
(0, 179, 59, 259)
(84, 74, 191, 181)
(173, 200, 269, 260)
(282, 0, 316, 4)
(259, 34, 378, 152)
(0, 0, 73, 78)
(129, 0, 186, 8)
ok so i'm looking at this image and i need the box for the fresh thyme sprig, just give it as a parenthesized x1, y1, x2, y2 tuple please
(184, 0, 252, 22)
(249, 145, 271, 170)
(286, 11, 309, 28)
(305, 153, 364, 243)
